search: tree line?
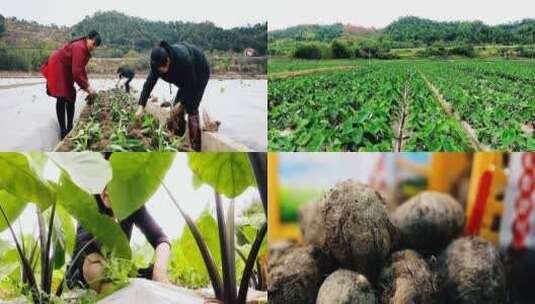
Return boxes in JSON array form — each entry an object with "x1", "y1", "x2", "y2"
[
  {"x1": 270, "y1": 16, "x2": 535, "y2": 48},
  {"x1": 71, "y1": 11, "x2": 267, "y2": 56},
  {"x1": 385, "y1": 16, "x2": 535, "y2": 47}
]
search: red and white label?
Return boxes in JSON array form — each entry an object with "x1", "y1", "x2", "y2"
[{"x1": 500, "y1": 153, "x2": 535, "y2": 250}]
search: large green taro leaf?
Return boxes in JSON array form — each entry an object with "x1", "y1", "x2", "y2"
[
  {"x1": 57, "y1": 172, "x2": 131, "y2": 259},
  {"x1": 188, "y1": 153, "x2": 255, "y2": 199},
  {"x1": 169, "y1": 211, "x2": 221, "y2": 288},
  {"x1": 0, "y1": 190, "x2": 27, "y2": 232},
  {"x1": 49, "y1": 152, "x2": 112, "y2": 194},
  {"x1": 0, "y1": 153, "x2": 55, "y2": 209},
  {"x1": 108, "y1": 152, "x2": 175, "y2": 220}
]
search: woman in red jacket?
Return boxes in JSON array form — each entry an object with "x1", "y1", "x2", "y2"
[{"x1": 41, "y1": 30, "x2": 101, "y2": 139}]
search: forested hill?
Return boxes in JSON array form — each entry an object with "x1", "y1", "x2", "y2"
[
  {"x1": 71, "y1": 11, "x2": 267, "y2": 54},
  {"x1": 385, "y1": 16, "x2": 535, "y2": 46},
  {"x1": 270, "y1": 16, "x2": 535, "y2": 46},
  {"x1": 269, "y1": 23, "x2": 378, "y2": 41}
]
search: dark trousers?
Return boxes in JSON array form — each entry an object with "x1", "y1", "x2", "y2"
[
  {"x1": 125, "y1": 77, "x2": 133, "y2": 93},
  {"x1": 56, "y1": 97, "x2": 75, "y2": 137}
]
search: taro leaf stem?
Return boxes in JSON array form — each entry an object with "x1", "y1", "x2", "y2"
[{"x1": 161, "y1": 182, "x2": 224, "y2": 300}]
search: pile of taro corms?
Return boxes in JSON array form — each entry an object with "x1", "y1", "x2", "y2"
[{"x1": 268, "y1": 180, "x2": 511, "y2": 304}]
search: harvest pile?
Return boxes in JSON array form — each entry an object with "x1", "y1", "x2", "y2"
[
  {"x1": 268, "y1": 60, "x2": 535, "y2": 151},
  {"x1": 268, "y1": 180, "x2": 510, "y2": 304},
  {"x1": 56, "y1": 89, "x2": 187, "y2": 151}
]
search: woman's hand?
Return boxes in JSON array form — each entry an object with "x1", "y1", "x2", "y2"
[
  {"x1": 86, "y1": 86, "x2": 97, "y2": 95},
  {"x1": 152, "y1": 242, "x2": 171, "y2": 284},
  {"x1": 152, "y1": 266, "x2": 170, "y2": 284},
  {"x1": 135, "y1": 105, "x2": 145, "y2": 118}
]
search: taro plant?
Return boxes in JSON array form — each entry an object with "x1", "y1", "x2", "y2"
[
  {"x1": 0, "y1": 152, "x2": 131, "y2": 303},
  {"x1": 107, "y1": 152, "x2": 267, "y2": 303},
  {"x1": 0, "y1": 152, "x2": 267, "y2": 304}
]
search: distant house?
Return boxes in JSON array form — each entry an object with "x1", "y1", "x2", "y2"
[{"x1": 244, "y1": 48, "x2": 256, "y2": 57}]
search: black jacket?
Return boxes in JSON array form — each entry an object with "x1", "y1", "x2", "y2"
[
  {"x1": 118, "y1": 67, "x2": 135, "y2": 79},
  {"x1": 138, "y1": 41, "x2": 210, "y2": 113}
]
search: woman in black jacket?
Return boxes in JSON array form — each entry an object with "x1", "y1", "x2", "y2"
[
  {"x1": 66, "y1": 187, "x2": 171, "y2": 293},
  {"x1": 135, "y1": 41, "x2": 210, "y2": 151},
  {"x1": 116, "y1": 66, "x2": 135, "y2": 93}
]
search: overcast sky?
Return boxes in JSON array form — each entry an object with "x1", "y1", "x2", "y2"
[
  {"x1": 267, "y1": 0, "x2": 535, "y2": 30},
  {"x1": 2, "y1": 0, "x2": 532, "y2": 30},
  {"x1": 0, "y1": 0, "x2": 265, "y2": 28}
]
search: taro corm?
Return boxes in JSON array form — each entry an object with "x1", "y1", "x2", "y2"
[
  {"x1": 316, "y1": 269, "x2": 378, "y2": 304},
  {"x1": 391, "y1": 191, "x2": 464, "y2": 255},
  {"x1": 437, "y1": 236, "x2": 507, "y2": 304},
  {"x1": 379, "y1": 249, "x2": 438, "y2": 304},
  {"x1": 267, "y1": 244, "x2": 335, "y2": 304},
  {"x1": 301, "y1": 180, "x2": 398, "y2": 281}
]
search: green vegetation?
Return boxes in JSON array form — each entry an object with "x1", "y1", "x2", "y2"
[
  {"x1": 268, "y1": 60, "x2": 535, "y2": 151},
  {"x1": 0, "y1": 11, "x2": 267, "y2": 72},
  {"x1": 0, "y1": 14, "x2": 5, "y2": 36},
  {"x1": 279, "y1": 187, "x2": 322, "y2": 222},
  {"x1": 72, "y1": 11, "x2": 267, "y2": 56},
  {"x1": 269, "y1": 17, "x2": 535, "y2": 60},
  {"x1": 57, "y1": 89, "x2": 184, "y2": 152},
  {"x1": 0, "y1": 152, "x2": 267, "y2": 303}
]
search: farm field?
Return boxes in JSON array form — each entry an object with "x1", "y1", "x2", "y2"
[
  {"x1": 268, "y1": 58, "x2": 360, "y2": 75},
  {"x1": 268, "y1": 59, "x2": 535, "y2": 151},
  {"x1": 0, "y1": 78, "x2": 267, "y2": 151}
]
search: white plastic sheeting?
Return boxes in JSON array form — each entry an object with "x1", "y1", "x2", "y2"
[{"x1": 98, "y1": 279, "x2": 205, "y2": 304}]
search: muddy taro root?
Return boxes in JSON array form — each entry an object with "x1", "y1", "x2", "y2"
[
  {"x1": 379, "y1": 250, "x2": 438, "y2": 304},
  {"x1": 437, "y1": 236, "x2": 507, "y2": 304},
  {"x1": 315, "y1": 269, "x2": 377, "y2": 304},
  {"x1": 391, "y1": 191, "x2": 464, "y2": 255},
  {"x1": 306, "y1": 180, "x2": 398, "y2": 281},
  {"x1": 268, "y1": 244, "x2": 334, "y2": 304}
]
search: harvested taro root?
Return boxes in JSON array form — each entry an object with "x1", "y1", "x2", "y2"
[
  {"x1": 316, "y1": 269, "x2": 378, "y2": 304},
  {"x1": 379, "y1": 250, "x2": 438, "y2": 304},
  {"x1": 437, "y1": 236, "x2": 507, "y2": 304},
  {"x1": 268, "y1": 244, "x2": 335, "y2": 304},
  {"x1": 391, "y1": 191, "x2": 464, "y2": 255},
  {"x1": 303, "y1": 180, "x2": 398, "y2": 281}
]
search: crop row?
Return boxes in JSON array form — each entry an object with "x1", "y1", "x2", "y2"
[
  {"x1": 419, "y1": 62, "x2": 535, "y2": 150},
  {"x1": 57, "y1": 89, "x2": 185, "y2": 151},
  {"x1": 268, "y1": 63, "x2": 475, "y2": 151}
]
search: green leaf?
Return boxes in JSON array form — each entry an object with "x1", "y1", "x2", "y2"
[
  {"x1": 0, "y1": 247, "x2": 19, "y2": 278},
  {"x1": 169, "y1": 211, "x2": 222, "y2": 288},
  {"x1": 188, "y1": 153, "x2": 255, "y2": 198},
  {"x1": 192, "y1": 173, "x2": 203, "y2": 190},
  {"x1": 57, "y1": 172, "x2": 131, "y2": 259},
  {"x1": 0, "y1": 153, "x2": 55, "y2": 209},
  {"x1": 238, "y1": 225, "x2": 267, "y2": 257},
  {"x1": 49, "y1": 152, "x2": 112, "y2": 194},
  {"x1": 0, "y1": 190, "x2": 27, "y2": 232},
  {"x1": 108, "y1": 152, "x2": 175, "y2": 220},
  {"x1": 55, "y1": 205, "x2": 75, "y2": 256},
  {"x1": 27, "y1": 152, "x2": 49, "y2": 177}
]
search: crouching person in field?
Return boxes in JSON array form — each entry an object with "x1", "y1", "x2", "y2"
[
  {"x1": 66, "y1": 186, "x2": 171, "y2": 293},
  {"x1": 135, "y1": 41, "x2": 210, "y2": 151},
  {"x1": 116, "y1": 66, "x2": 135, "y2": 93}
]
